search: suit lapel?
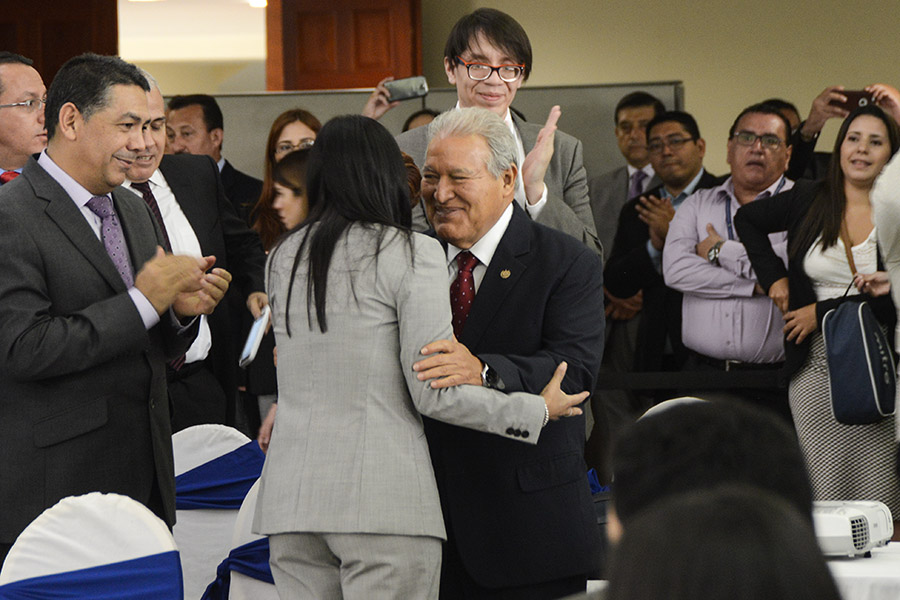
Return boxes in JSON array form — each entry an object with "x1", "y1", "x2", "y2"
[
  {"x1": 159, "y1": 156, "x2": 211, "y2": 250},
  {"x1": 460, "y1": 204, "x2": 533, "y2": 349},
  {"x1": 27, "y1": 160, "x2": 129, "y2": 293},
  {"x1": 512, "y1": 112, "x2": 536, "y2": 151}
]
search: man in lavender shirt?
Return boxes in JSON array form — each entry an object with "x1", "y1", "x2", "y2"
[{"x1": 662, "y1": 103, "x2": 794, "y2": 420}]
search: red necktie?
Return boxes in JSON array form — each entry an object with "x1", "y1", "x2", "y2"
[
  {"x1": 0, "y1": 171, "x2": 19, "y2": 184},
  {"x1": 131, "y1": 181, "x2": 172, "y2": 252},
  {"x1": 450, "y1": 251, "x2": 479, "y2": 337}
]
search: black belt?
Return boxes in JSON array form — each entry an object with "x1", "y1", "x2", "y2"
[{"x1": 691, "y1": 351, "x2": 783, "y2": 372}]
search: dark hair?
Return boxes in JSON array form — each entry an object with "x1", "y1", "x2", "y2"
[
  {"x1": 272, "y1": 115, "x2": 412, "y2": 334},
  {"x1": 614, "y1": 92, "x2": 665, "y2": 125},
  {"x1": 401, "y1": 151, "x2": 421, "y2": 207},
  {"x1": 251, "y1": 108, "x2": 323, "y2": 250},
  {"x1": 402, "y1": 108, "x2": 440, "y2": 132},
  {"x1": 273, "y1": 148, "x2": 310, "y2": 194},
  {"x1": 444, "y1": 8, "x2": 533, "y2": 81},
  {"x1": 0, "y1": 52, "x2": 34, "y2": 97},
  {"x1": 728, "y1": 102, "x2": 793, "y2": 145},
  {"x1": 607, "y1": 485, "x2": 841, "y2": 600},
  {"x1": 611, "y1": 400, "x2": 813, "y2": 528},
  {"x1": 646, "y1": 110, "x2": 701, "y2": 141},
  {"x1": 761, "y1": 98, "x2": 801, "y2": 123},
  {"x1": 790, "y1": 104, "x2": 900, "y2": 259},
  {"x1": 166, "y1": 94, "x2": 224, "y2": 131},
  {"x1": 45, "y1": 53, "x2": 149, "y2": 140}
]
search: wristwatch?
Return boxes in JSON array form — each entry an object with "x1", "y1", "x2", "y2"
[
  {"x1": 480, "y1": 362, "x2": 500, "y2": 389},
  {"x1": 707, "y1": 240, "x2": 725, "y2": 266}
]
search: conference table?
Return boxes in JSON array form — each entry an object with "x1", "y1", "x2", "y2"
[{"x1": 827, "y1": 543, "x2": 900, "y2": 600}]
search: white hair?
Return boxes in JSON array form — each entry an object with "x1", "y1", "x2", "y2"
[{"x1": 426, "y1": 107, "x2": 518, "y2": 178}]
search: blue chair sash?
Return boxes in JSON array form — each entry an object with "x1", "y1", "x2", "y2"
[
  {"x1": 0, "y1": 551, "x2": 182, "y2": 599},
  {"x1": 200, "y1": 538, "x2": 273, "y2": 600},
  {"x1": 175, "y1": 440, "x2": 265, "y2": 510}
]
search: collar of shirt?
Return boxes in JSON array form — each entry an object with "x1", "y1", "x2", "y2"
[
  {"x1": 721, "y1": 173, "x2": 791, "y2": 204},
  {"x1": 216, "y1": 157, "x2": 225, "y2": 172},
  {"x1": 445, "y1": 203, "x2": 514, "y2": 291},
  {"x1": 660, "y1": 167, "x2": 706, "y2": 210},
  {"x1": 37, "y1": 150, "x2": 105, "y2": 211},
  {"x1": 626, "y1": 163, "x2": 655, "y2": 186}
]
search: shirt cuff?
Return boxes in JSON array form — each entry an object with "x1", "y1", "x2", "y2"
[
  {"x1": 524, "y1": 183, "x2": 548, "y2": 220},
  {"x1": 646, "y1": 239, "x2": 663, "y2": 273},
  {"x1": 129, "y1": 287, "x2": 160, "y2": 330}
]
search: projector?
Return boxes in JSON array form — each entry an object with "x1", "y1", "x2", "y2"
[{"x1": 813, "y1": 500, "x2": 893, "y2": 557}]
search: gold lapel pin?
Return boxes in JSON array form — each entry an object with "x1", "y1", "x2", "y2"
[{"x1": 500, "y1": 269, "x2": 511, "y2": 279}]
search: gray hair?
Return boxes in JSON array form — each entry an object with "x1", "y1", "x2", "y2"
[
  {"x1": 426, "y1": 107, "x2": 518, "y2": 178},
  {"x1": 138, "y1": 68, "x2": 162, "y2": 96}
]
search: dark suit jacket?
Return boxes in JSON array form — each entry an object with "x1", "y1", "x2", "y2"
[
  {"x1": 735, "y1": 179, "x2": 896, "y2": 379},
  {"x1": 220, "y1": 159, "x2": 263, "y2": 225},
  {"x1": 0, "y1": 157, "x2": 197, "y2": 544},
  {"x1": 588, "y1": 165, "x2": 662, "y2": 265},
  {"x1": 157, "y1": 155, "x2": 266, "y2": 408},
  {"x1": 604, "y1": 170, "x2": 720, "y2": 371},
  {"x1": 424, "y1": 203, "x2": 605, "y2": 588}
]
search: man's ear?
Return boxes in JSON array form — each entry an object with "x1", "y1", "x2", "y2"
[
  {"x1": 209, "y1": 127, "x2": 224, "y2": 150},
  {"x1": 57, "y1": 102, "x2": 81, "y2": 142},
  {"x1": 444, "y1": 56, "x2": 457, "y2": 86},
  {"x1": 503, "y1": 164, "x2": 517, "y2": 194}
]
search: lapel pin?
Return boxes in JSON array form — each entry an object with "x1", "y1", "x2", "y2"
[{"x1": 500, "y1": 269, "x2": 511, "y2": 279}]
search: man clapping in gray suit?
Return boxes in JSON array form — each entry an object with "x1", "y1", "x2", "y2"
[
  {"x1": 396, "y1": 8, "x2": 601, "y2": 257},
  {"x1": 0, "y1": 54, "x2": 229, "y2": 567}
]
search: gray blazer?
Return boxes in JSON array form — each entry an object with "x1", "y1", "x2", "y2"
[
  {"x1": 253, "y1": 226, "x2": 546, "y2": 540},
  {"x1": 397, "y1": 112, "x2": 603, "y2": 257},
  {"x1": 588, "y1": 165, "x2": 662, "y2": 265},
  {"x1": 0, "y1": 158, "x2": 195, "y2": 544}
]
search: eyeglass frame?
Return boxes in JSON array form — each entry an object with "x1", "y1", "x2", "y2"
[
  {"x1": 455, "y1": 56, "x2": 525, "y2": 83},
  {"x1": 274, "y1": 138, "x2": 315, "y2": 156},
  {"x1": 731, "y1": 131, "x2": 785, "y2": 149},
  {"x1": 0, "y1": 97, "x2": 46, "y2": 113},
  {"x1": 647, "y1": 135, "x2": 697, "y2": 154}
]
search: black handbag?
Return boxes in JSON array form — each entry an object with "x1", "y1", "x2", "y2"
[{"x1": 821, "y1": 227, "x2": 896, "y2": 425}]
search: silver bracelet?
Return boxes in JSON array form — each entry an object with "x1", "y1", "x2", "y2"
[{"x1": 542, "y1": 402, "x2": 550, "y2": 428}]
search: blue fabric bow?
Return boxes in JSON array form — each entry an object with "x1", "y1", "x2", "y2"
[
  {"x1": 175, "y1": 441, "x2": 265, "y2": 510},
  {"x1": 200, "y1": 538, "x2": 274, "y2": 600}
]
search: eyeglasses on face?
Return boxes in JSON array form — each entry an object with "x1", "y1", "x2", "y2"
[
  {"x1": 455, "y1": 56, "x2": 524, "y2": 82},
  {"x1": 275, "y1": 138, "x2": 315, "y2": 156},
  {"x1": 0, "y1": 97, "x2": 46, "y2": 113},
  {"x1": 732, "y1": 131, "x2": 784, "y2": 149},
  {"x1": 647, "y1": 136, "x2": 696, "y2": 154}
]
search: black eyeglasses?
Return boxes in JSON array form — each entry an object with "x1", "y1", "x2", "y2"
[
  {"x1": 0, "y1": 97, "x2": 45, "y2": 113},
  {"x1": 455, "y1": 57, "x2": 524, "y2": 82},
  {"x1": 647, "y1": 136, "x2": 696, "y2": 154},
  {"x1": 732, "y1": 132, "x2": 784, "y2": 149}
]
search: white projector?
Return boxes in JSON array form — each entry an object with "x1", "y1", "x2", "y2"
[{"x1": 813, "y1": 500, "x2": 893, "y2": 557}]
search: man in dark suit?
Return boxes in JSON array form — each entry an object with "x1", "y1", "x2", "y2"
[
  {"x1": 395, "y1": 8, "x2": 601, "y2": 258},
  {"x1": 0, "y1": 52, "x2": 46, "y2": 183},
  {"x1": 413, "y1": 107, "x2": 605, "y2": 598},
  {"x1": 0, "y1": 54, "x2": 229, "y2": 566},
  {"x1": 125, "y1": 77, "x2": 267, "y2": 432},
  {"x1": 605, "y1": 110, "x2": 718, "y2": 386},
  {"x1": 165, "y1": 93, "x2": 262, "y2": 223}
]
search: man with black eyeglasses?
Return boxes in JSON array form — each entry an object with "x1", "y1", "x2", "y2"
[
  {"x1": 395, "y1": 8, "x2": 602, "y2": 258},
  {"x1": 0, "y1": 52, "x2": 46, "y2": 184},
  {"x1": 662, "y1": 103, "x2": 794, "y2": 421}
]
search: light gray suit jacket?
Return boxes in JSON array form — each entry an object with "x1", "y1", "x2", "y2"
[
  {"x1": 397, "y1": 112, "x2": 603, "y2": 258},
  {"x1": 588, "y1": 165, "x2": 661, "y2": 265},
  {"x1": 253, "y1": 226, "x2": 546, "y2": 540}
]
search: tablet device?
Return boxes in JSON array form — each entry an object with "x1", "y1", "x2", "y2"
[{"x1": 239, "y1": 305, "x2": 271, "y2": 368}]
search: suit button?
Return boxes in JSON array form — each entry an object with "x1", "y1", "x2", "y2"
[
  {"x1": 514, "y1": 429, "x2": 522, "y2": 436},
  {"x1": 522, "y1": 430, "x2": 529, "y2": 438},
  {"x1": 506, "y1": 427, "x2": 515, "y2": 435}
]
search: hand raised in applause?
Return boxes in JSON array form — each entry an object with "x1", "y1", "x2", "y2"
[
  {"x1": 135, "y1": 247, "x2": 211, "y2": 315},
  {"x1": 413, "y1": 335, "x2": 483, "y2": 388},
  {"x1": 541, "y1": 361, "x2": 589, "y2": 420},
  {"x1": 521, "y1": 105, "x2": 561, "y2": 205},
  {"x1": 636, "y1": 194, "x2": 675, "y2": 250},
  {"x1": 174, "y1": 266, "x2": 232, "y2": 317}
]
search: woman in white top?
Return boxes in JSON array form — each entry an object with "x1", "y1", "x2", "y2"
[{"x1": 735, "y1": 104, "x2": 900, "y2": 531}]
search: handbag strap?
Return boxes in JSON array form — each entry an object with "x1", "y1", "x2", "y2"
[{"x1": 839, "y1": 223, "x2": 858, "y2": 298}]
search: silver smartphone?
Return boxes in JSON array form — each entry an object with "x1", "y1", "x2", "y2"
[{"x1": 384, "y1": 76, "x2": 429, "y2": 102}]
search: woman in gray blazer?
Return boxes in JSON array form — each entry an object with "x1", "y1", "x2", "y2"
[{"x1": 253, "y1": 115, "x2": 587, "y2": 599}]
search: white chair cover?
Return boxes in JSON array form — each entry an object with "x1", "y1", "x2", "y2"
[
  {"x1": 0, "y1": 492, "x2": 179, "y2": 595},
  {"x1": 228, "y1": 480, "x2": 278, "y2": 599},
  {"x1": 173, "y1": 424, "x2": 252, "y2": 600}
]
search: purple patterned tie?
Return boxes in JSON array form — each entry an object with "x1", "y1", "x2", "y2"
[
  {"x1": 86, "y1": 195, "x2": 134, "y2": 287},
  {"x1": 131, "y1": 181, "x2": 172, "y2": 252},
  {"x1": 629, "y1": 169, "x2": 647, "y2": 200},
  {"x1": 450, "y1": 251, "x2": 479, "y2": 338}
]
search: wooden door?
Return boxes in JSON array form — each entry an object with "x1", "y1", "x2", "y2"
[{"x1": 267, "y1": 0, "x2": 421, "y2": 91}]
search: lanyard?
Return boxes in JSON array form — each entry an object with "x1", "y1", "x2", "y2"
[{"x1": 724, "y1": 176, "x2": 787, "y2": 240}]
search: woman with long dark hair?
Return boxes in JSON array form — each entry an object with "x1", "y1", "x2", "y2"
[
  {"x1": 735, "y1": 104, "x2": 900, "y2": 528},
  {"x1": 252, "y1": 115, "x2": 586, "y2": 599}
]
